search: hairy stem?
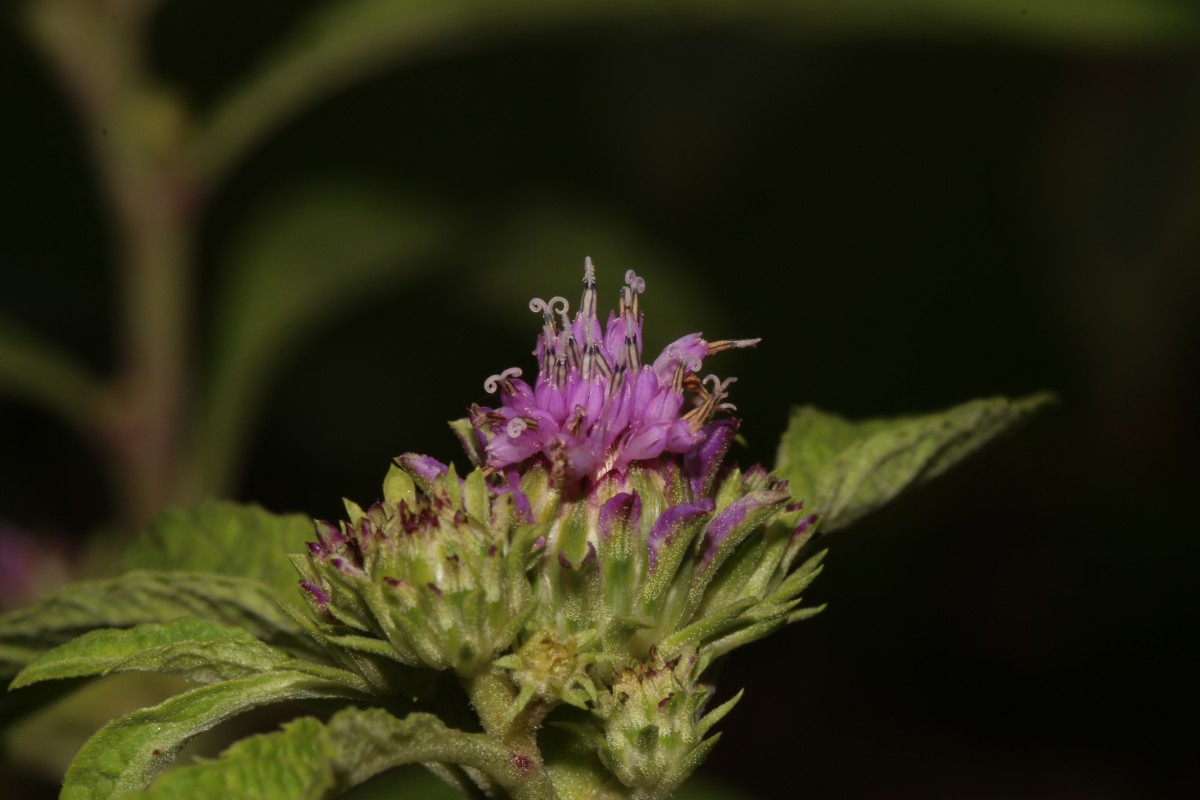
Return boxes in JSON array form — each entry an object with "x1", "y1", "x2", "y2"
[{"x1": 463, "y1": 667, "x2": 561, "y2": 800}]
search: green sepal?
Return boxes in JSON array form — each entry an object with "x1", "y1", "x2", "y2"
[
  {"x1": 461, "y1": 467, "x2": 490, "y2": 525},
  {"x1": 449, "y1": 417, "x2": 486, "y2": 468},
  {"x1": 442, "y1": 463, "x2": 463, "y2": 511},
  {"x1": 382, "y1": 463, "x2": 416, "y2": 509},
  {"x1": 682, "y1": 490, "x2": 789, "y2": 623},
  {"x1": 342, "y1": 498, "x2": 367, "y2": 527},
  {"x1": 696, "y1": 688, "x2": 743, "y2": 738},
  {"x1": 711, "y1": 466, "x2": 743, "y2": 513},
  {"x1": 762, "y1": 549, "x2": 827, "y2": 608},
  {"x1": 656, "y1": 597, "x2": 759, "y2": 659},
  {"x1": 693, "y1": 521, "x2": 791, "y2": 617},
  {"x1": 637, "y1": 505, "x2": 713, "y2": 621}
]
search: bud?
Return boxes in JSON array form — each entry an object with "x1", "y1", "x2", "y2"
[
  {"x1": 594, "y1": 647, "x2": 741, "y2": 800},
  {"x1": 295, "y1": 458, "x2": 535, "y2": 678}
]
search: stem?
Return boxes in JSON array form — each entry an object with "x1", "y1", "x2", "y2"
[
  {"x1": 463, "y1": 668, "x2": 561, "y2": 800},
  {"x1": 26, "y1": 0, "x2": 200, "y2": 529}
]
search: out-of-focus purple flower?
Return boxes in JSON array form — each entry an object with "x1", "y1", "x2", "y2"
[{"x1": 471, "y1": 260, "x2": 759, "y2": 486}]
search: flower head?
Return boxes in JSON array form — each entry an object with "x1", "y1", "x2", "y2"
[
  {"x1": 471, "y1": 259, "x2": 759, "y2": 487},
  {"x1": 295, "y1": 260, "x2": 824, "y2": 796}
]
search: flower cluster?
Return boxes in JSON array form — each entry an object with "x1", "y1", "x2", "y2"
[
  {"x1": 297, "y1": 261, "x2": 823, "y2": 798},
  {"x1": 469, "y1": 258, "x2": 759, "y2": 487}
]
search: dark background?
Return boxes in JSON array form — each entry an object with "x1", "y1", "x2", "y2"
[{"x1": 3, "y1": 2, "x2": 1199, "y2": 797}]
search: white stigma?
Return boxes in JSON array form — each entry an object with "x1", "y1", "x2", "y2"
[
  {"x1": 506, "y1": 417, "x2": 528, "y2": 438},
  {"x1": 624, "y1": 269, "x2": 646, "y2": 294},
  {"x1": 484, "y1": 367, "x2": 523, "y2": 394}
]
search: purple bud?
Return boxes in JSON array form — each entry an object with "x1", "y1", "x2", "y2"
[
  {"x1": 792, "y1": 513, "x2": 818, "y2": 539},
  {"x1": 599, "y1": 492, "x2": 641, "y2": 541},
  {"x1": 313, "y1": 519, "x2": 343, "y2": 550},
  {"x1": 700, "y1": 490, "x2": 789, "y2": 566},
  {"x1": 684, "y1": 418, "x2": 740, "y2": 500},
  {"x1": 299, "y1": 580, "x2": 330, "y2": 607},
  {"x1": 330, "y1": 557, "x2": 359, "y2": 575},
  {"x1": 397, "y1": 453, "x2": 449, "y2": 483},
  {"x1": 647, "y1": 499, "x2": 715, "y2": 571}
]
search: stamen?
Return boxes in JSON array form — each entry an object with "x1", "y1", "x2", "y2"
[
  {"x1": 608, "y1": 361, "x2": 627, "y2": 396},
  {"x1": 624, "y1": 333, "x2": 640, "y2": 372},
  {"x1": 591, "y1": 342, "x2": 612, "y2": 380},
  {"x1": 624, "y1": 269, "x2": 645, "y2": 318},
  {"x1": 528, "y1": 296, "x2": 569, "y2": 318},
  {"x1": 624, "y1": 269, "x2": 645, "y2": 294},
  {"x1": 506, "y1": 418, "x2": 528, "y2": 438},
  {"x1": 484, "y1": 367, "x2": 523, "y2": 394},
  {"x1": 580, "y1": 258, "x2": 598, "y2": 323},
  {"x1": 706, "y1": 337, "x2": 761, "y2": 354},
  {"x1": 530, "y1": 297, "x2": 570, "y2": 375},
  {"x1": 684, "y1": 375, "x2": 737, "y2": 424},
  {"x1": 581, "y1": 339, "x2": 594, "y2": 379},
  {"x1": 554, "y1": 353, "x2": 568, "y2": 388}
]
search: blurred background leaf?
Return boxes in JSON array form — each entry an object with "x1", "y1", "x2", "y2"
[{"x1": 183, "y1": 183, "x2": 451, "y2": 500}]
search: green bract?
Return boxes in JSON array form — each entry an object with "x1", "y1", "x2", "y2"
[{"x1": 295, "y1": 461, "x2": 533, "y2": 678}]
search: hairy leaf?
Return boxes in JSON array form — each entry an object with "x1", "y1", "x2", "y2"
[
  {"x1": 60, "y1": 671, "x2": 364, "y2": 800},
  {"x1": 124, "y1": 707, "x2": 517, "y2": 800},
  {"x1": 123, "y1": 501, "x2": 314, "y2": 603},
  {"x1": 0, "y1": 571, "x2": 312, "y2": 677},
  {"x1": 11, "y1": 619, "x2": 298, "y2": 689},
  {"x1": 775, "y1": 393, "x2": 1054, "y2": 531},
  {"x1": 124, "y1": 716, "x2": 337, "y2": 800}
]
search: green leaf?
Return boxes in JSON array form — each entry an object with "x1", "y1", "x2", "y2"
[
  {"x1": 775, "y1": 393, "x2": 1055, "y2": 531},
  {"x1": 181, "y1": 183, "x2": 450, "y2": 500},
  {"x1": 11, "y1": 619, "x2": 296, "y2": 689},
  {"x1": 123, "y1": 501, "x2": 314, "y2": 603},
  {"x1": 126, "y1": 707, "x2": 524, "y2": 800},
  {"x1": 61, "y1": 671, "x2": 364, "y2": 800},
  {"x1": 125, "y1": 716, "x2": 336, "y2": 800},
  {"x1": 0, "y1": 571, "x2": 312, "y2": 677}
]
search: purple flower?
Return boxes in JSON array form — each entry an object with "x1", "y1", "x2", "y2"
[{"x1": 471, "y1": 259, "x2": 759, "y2": 486}]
